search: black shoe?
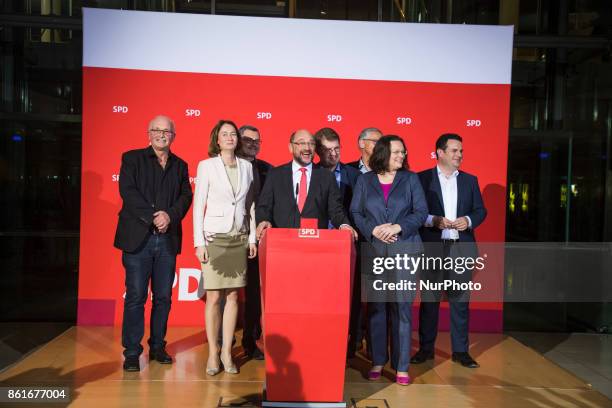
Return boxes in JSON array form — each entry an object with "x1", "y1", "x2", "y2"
[
  {"x1": 123, "y1": 357, "x2": 140, "y2": 372},
  {"x1": 244, "y1": 345, "x2": 265, "y2": 360},
  {"x1": 347, "y1": 340, "x2": 362, "y2": 359},
  {"x1": 149, "y1": 348, "x2": 173, "y2": 364},
  {"x1": 410, "y1": 349, "x2": 434, "y2": 364},
  {"x1": 452, "y1": 352, "x2": 480, "y2": 368}
]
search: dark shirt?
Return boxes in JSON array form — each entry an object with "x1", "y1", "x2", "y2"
[
  {"x1": 346, "y1": 159, "x2": 362, "y2": 172},
  {"x1": 152, "y1": 153, "x2": 176, "y2": 216}
]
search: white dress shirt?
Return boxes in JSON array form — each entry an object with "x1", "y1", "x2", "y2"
[
  {"x1": 358, "y1": 158, "x2": 370, "y2": 174},
  {"x1": 291, "y1": 161, "x2": 312, "y2": 201},
  {"x1": 425, "y1": 165, "x2": 471, "y2": 239}
]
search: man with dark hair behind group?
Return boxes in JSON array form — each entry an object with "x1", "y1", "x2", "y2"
[
  {"x1": 236, "y1": 124, "x2": 272, "y2": 360},
  {"x1": 313, "y1": 127, "x2": 362, "y2": 359},
  {"x1": 313, "y1": 127, "x2": 360, "y2": 222}
]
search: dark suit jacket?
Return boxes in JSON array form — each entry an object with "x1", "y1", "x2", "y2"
[
  {"x1": 256, "y1": 162, "x2": 350, "y2": 229},
  {"x1": 346, "y1": 160, "x2": 361, "y2": 172},
  {"x1": 418, "y1": 167, "x2": 487, "y2": 247},
  {"x1": 350, "y1": 170, "x2": 428, "y2": 254},
  {"x1": 114, "y1": 147, "x2": 193, "y2": 254},
  {"x1": 251, "y1": 158, "x2": 273, "y2": 201},
  {"x1": 338, "y1": 163, "x2": 361, "y2": 217}
]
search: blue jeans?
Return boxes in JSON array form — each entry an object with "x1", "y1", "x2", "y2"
[{"x1": 122, "y1": 234, "x2": 176, "y2": 358}]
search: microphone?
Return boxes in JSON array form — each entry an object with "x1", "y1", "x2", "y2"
[{"x1": 295, "y1": 182, "x2": 299, "y2": 198}]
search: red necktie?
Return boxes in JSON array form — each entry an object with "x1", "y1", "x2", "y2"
[{"x1": 297, "y1": 167, "x2": 308, "y2": 213}]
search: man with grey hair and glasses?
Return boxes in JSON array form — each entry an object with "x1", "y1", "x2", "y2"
[
  {"x1": 347, "y1": 127, "x2": 382, "y2": 174},
  {"x1": 346, "y1": 127, "x2": 382, "y2": 358},
  {"x1": 114, "y1": 115, "x2": 193, "y2": 371}
]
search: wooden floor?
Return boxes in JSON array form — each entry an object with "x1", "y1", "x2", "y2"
[{"x1": 0, "y1": 327, "x2": 609, "y2": 407}]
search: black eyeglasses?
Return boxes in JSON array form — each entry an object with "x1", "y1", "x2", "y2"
[
  {"x1": 321, "y1": 146, "x2": 341, "y2": 154},
  {"x1": 292, "y1": 141, "x2": 316, "y2": 148},
  {"x1": 242, "y1": 137, "x2": 261, "y2": 145},
  {"x1": 149, "y1": 129, "x2": 174, "y2": 137}
]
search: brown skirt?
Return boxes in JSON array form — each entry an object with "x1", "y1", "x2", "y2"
[{"x1": 201, "y1": 233, "x2": 248, "y2": 290}]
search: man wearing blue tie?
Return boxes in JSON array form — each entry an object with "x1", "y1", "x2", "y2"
[
  {"x1": 411, "y1": 133, "x2": 487, "y2": 368},
  {"x1": 313, "y1": 128, "x2": 362, "y2": 359},
  {"x1": 313, "y1": 128, "x2": 361, "y2": 226}
]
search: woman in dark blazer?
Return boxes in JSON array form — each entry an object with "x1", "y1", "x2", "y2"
[{"x1": 350, "y1": 135, "x2": 428, "y2": 385}]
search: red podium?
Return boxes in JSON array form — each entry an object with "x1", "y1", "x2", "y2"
[{"x1": 259, "y1": 228, "x2": 354, "y2": 408}]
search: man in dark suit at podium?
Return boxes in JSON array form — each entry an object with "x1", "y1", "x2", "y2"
[
  {"x1": 255, "y1": 129, "x2": 357, "y2": 239},
  {"x1": 411, "y1": 133, "x2": 487, "y2": 368}
]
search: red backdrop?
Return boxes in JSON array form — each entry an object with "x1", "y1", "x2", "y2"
[{"x1": 78, "y1": 67, "x2": 509, "y2": 328}]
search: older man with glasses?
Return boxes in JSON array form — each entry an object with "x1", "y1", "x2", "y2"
[
  {"x1": 347, "y1": 127, "x2": 382, "y2": 174},
  {"x1": 345, "y1": 127, "x2": 382, "y2": 360},
  {"x1": 114, "y1": 115, "x2": 193, "y2": 372}
]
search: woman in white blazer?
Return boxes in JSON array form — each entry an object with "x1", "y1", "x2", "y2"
[{"x1": 193, "y1": 120, "x2": 256, "y2": 375}]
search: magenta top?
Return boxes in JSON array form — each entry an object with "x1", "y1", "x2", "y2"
[{"x1": 380, "y1": 182, "x2": 392, "y2": 203}]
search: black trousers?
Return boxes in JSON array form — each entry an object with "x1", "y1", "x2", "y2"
[
  {"x1": 242, "y1": 256, "x2": 262, "y2": 350},
  {"x1": 418, "y1": 241, "x2": 472, "y2": 353},
  {"x1": 348, "y1": 254, "x2": 366, "y2": 356}
]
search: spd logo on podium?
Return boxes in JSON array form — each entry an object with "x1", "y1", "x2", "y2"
[{"x1": 298, "y1": 228, "x2": 320, "y2": 238}]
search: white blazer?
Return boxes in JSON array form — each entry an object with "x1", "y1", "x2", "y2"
[{"x1": 193, "y1": 156, "x2": 256, "y2": 247}]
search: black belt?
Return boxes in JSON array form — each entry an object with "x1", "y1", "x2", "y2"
[{"x1": 441, "y1": 239, "x2": 459, "y2": 244}]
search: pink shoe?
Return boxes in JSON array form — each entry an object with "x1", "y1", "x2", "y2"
[
  {"x1": 368, "y1": 368, "x2": 382, "y2": 381},
  {"x1": 396, "y1": 374, "x2": 411, "y2": 386}
]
